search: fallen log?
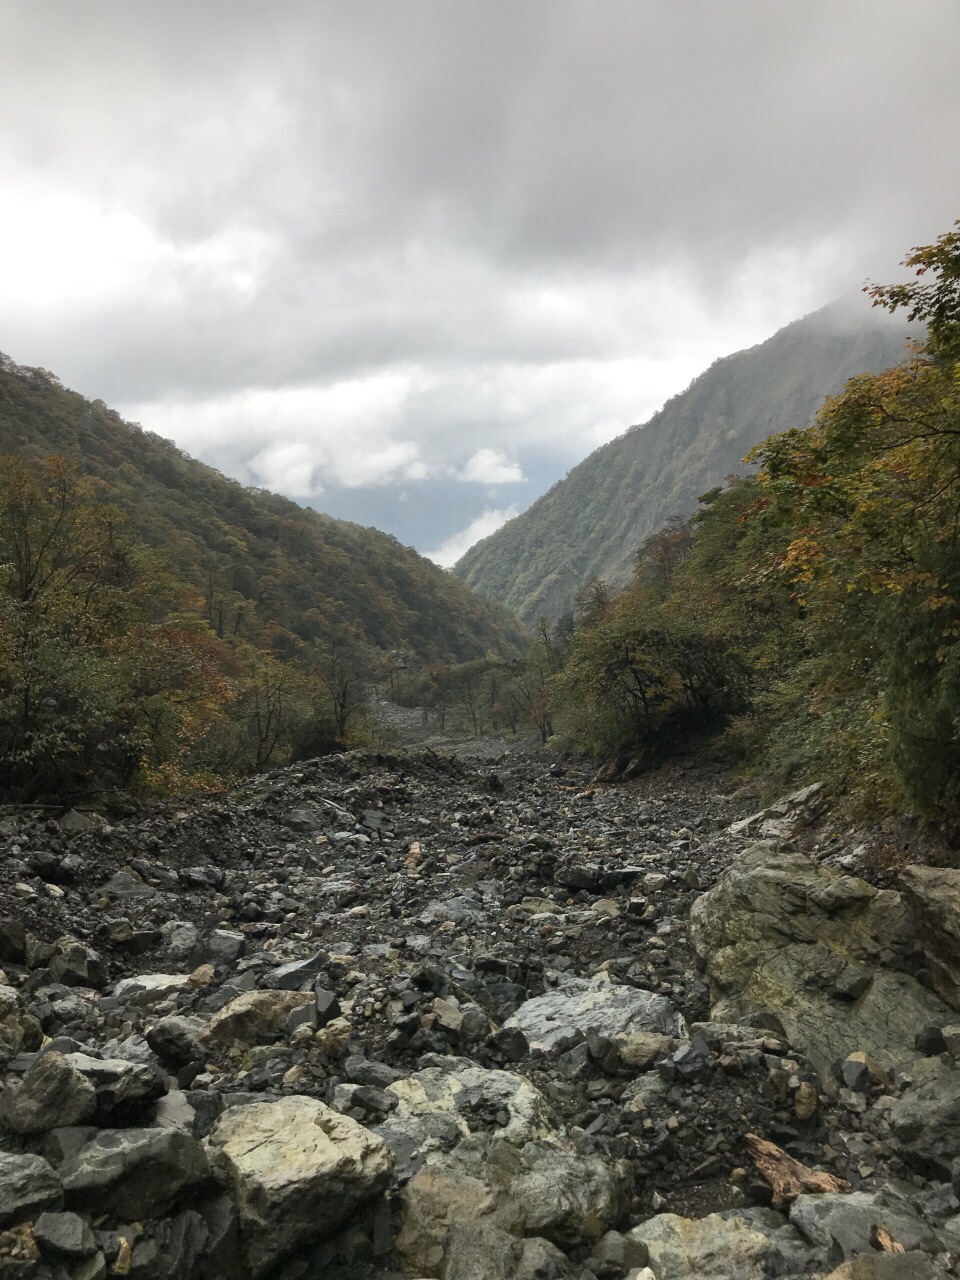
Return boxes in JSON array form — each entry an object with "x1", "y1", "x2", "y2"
[{"x1": 745, "y1": 1133, "x2": 852, "y2": 1209}]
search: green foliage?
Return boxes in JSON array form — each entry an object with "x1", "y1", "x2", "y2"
[
  {"x1": 0, "y1": 352, "x2": 527, "y2": 664},
  {"x1": 0, "y1": 455, "x2": 235, "y2": 800},
  {"x1": 552, "y1": 222, "x2": 960, "y2": 838},
  {"x1": 0, "y1": 354, "x2": 526, "y2": 800}
]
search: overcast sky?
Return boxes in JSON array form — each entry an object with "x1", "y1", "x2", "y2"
[{"x1": 2, "y1": 2, "x2": 959, "y2": 564}]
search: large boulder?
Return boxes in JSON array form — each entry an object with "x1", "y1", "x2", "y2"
[
  {"x1": 199, "y1": 989, "x2": 313, "y2": 1047},
  {"x1": 113, "y1": 973, "x2": 193, "y2": 1009},
  {"x1": 887, "y1": 1058, "x2": 960, "y2": 1178},
  {"x1": 1, "y1": 1050, "x2": 97, "y2": 1134},
  {"x1": 0, "y1": 985, "x2": 42, "y2": 1062},
  {"x1": 688, "y1": 842, "x2": 952, "y2": 1083},
  {"x1": 728, "y1": 783, "x2": 825, "y2": 841},
  {"x1": 790, "y1": 1189, "x2": 947, "y2": 1257},
  {"x1": 205, "y1": 1095, "x2": 394, "y2": 1278},
  {"x1": 440, "y1": 1220, "x2": 579, "y2": 1280},
  {"x1": 627, "y1": 1209, "x2": 813, "y2": 1280},
  {"x1": 394, "y1": 1130, "x2": 630, "y2": 1275},
  {"x1": 0, "y1": 1153, "x2": 62, "y2": 1226},
  {"x1": 60, "y1": 1128, "x2": 211, "y2": 1218},
  {"x1": 395, "y1": 1165, "x2": 526, "y2": 1277},
  {"x1": 450, "y1": 1136, "x2": 631, "y2": 1251},
  {"x1": 504, "y1": 976, "x2": 683, "y2": 1052},
  {"x1": 383, "y1": 1058, "x2": 556, "y2": 1156},
  {"x1": 899, "y1": 865, "x2": 960, "y2": 1010}
]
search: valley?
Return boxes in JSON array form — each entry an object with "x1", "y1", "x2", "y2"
[{"x1": 2, "y1": 724, "x2": 960, "y2": 1278}]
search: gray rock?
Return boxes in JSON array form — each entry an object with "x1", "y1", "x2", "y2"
[
  {"x1": 129, "y1": 1209, "x2": 210, "y2": 1280},
  {"x1": 452, "y1": 1137, "x2": 631, "y2": 1250},
  {"x1": 728, "y1": 782, "x2": 825, "y2": 840},
  {"x1": 627, "y1": 1210, "x2": 801, "y2": 1280},
  {"x1": 0, "y1": 986, "x2": 42, "y2": 1062},
  {"x1": 1, "y1": 1050, "x2": 97, "y2": 1134},
  {"x1": 514, "y1": 1236, "x2": 579, "y2": 1280},
  {"x1": 205, "y1": 1095, "x2": 394, "y2": 1279},
  {"x1": 395, "y1": 1164, "x2": 526, "y2": 1276},
  {"x1": 145, "y1": 1016, "x2": 204, "y2": 1067},
  {"x1": 153, "y1": 1089, "x2": 198, "y2": 1133},
  {"x1": 441, "y1": 1220, "x2": 523, "y2": 1280},
  {"x1": 899, "y1": 865, "x2": 960, "y2": 1010},
  {"x1": 821, "y1": 1256, "x2": 949, "y2": 1279},
  {"x1": 0, "y1": 1152, "x2": 63, "y2": 1226},
  {"x1": 160, "y1": 920, "x2": 201, "y2": 965},
  {"x1": 268, "y1": 951, "x2": 328, "y2": 990},
  {"x1": 199, "y1": 988, "x2": 313, "y2": 1046},
  {"x1": 62, "y1": 1052, "x2": 166, "y2": 1119},
  {"x1": 587, "y1": 1229, "x2": 650, "y2": 1275},
  {"x1": 790, "y1": 1190, "x2": 945, "y2": 1257},
  {"x1": 504, "y1": 976, "x2": 683, "y2": 1052},
  {"x1": 383, "y1": 1059, "x2": 556, "y2": 1154},
  {"x1": 0, "y1": 918, "x2": 26, "y2": 963},
  {"x1": 60, "y1": 1128, "x2": 211, "y2": 1218},
  {"x1": 32, "y1": 1211, "x2": 97, "y2": 1260},
  {"x1": 888, "y1": 1058, "x2": 960, "y2": 1177},
  {"x1": 204, "y1": 929, "x2": 246, "y2": 967},
  {"x1": 113, "y1": 973, "x2": 193, "y2": 1009},
  {"x1": 689, "y1": 842, "x2": 954, "y2": 1084},
  {"x1": 48, "y1": 939, "x2": 105, "y2": 989}
]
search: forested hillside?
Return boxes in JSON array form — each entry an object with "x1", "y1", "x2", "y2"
[
  {"x1": 0, "y1": 355, "x2": 525, "y2": 663},
  {"x1": 455, "y1": 298, "x2": 914, "y2": 623},
  {"x1": 0, "y1": 357, "x2": 525, "y2": 801}
]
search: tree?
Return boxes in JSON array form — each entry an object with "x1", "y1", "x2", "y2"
[
  {"x1": 745, "y1": 222, "x2": 960, "y2": 827},
  {"x1": 310, "y1": 639, "x2": 372, "y2": 743}
]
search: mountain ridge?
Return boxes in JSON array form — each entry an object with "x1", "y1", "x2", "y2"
[
  {"x1": 454, "y1": 297, "x2": 916, "y2": 622},
  {"x1": 0, "y1": 351, "x2": 526, "y2": 662}
]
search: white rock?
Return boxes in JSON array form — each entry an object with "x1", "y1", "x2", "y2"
[
  {"x1": 205, "y1": 1095, "x2": 393, "y2": 1278},
  {"x1": 113, "y1": 974, "x2": 192, "y2": 1009}
]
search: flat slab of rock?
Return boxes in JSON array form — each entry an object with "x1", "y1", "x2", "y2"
[
  {"x1": 689, "y1": 842, "x2": 953, "y2": 1084},
  {"x1": 205, "y1": 1095, "x2": 393, "y2": 1279},
  {"x1": 504, "y1": 976, "x2": 683, "y2": 1051},
  {"x1": 899, "y1": 865, "x2": 960, "y2": 1010},
  {"x1": 113, "y1": 973, "x2": 193, "y2": 1009},
  {"x1": 790, "y1": 1190, "x2": 945, "y2": 1258},
  {"x1": 60, "y1": 1128, "x2": 210, "y2": 1218},
  {"x1": 0, "y1": 1152, "x2": 62, "y2": 1226}
]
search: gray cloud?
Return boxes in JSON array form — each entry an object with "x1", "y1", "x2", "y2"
[{"x1": 1, "y1": 1, "x2": 958, "y2": 556}]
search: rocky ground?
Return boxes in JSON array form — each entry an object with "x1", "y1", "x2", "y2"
[{"x1": 3, "y1": 731, "x2": 960, "y2": 1279}]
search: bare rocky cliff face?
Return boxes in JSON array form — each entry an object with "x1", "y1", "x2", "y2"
[
  {"x1": 454, "y1": 300, "x2": 915, "y2": 624},
  {"x1": 2, "y1": 745, "x2": 960, "y2": 1279}
]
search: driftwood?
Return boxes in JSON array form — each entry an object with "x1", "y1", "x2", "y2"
[
  {"x1": 745, "y1": 1133, "x2": 852, "y2": 1208},
  {"x1": 870, "y1": 1223, "x2": 905, "y2": 1254}
]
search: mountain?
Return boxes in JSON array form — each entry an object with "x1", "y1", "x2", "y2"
[
  {"x1": 454, "y1": 297, "x2": 916, "y2": 623},
  {"x1": 0, "y1": 353, "x2": 526, "y2": 662}
]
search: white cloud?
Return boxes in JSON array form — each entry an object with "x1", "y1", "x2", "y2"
[
  {"x1": 460, "y1": 448, "x2": 525, "y2": 484},
  {"x1": 2, "y1": 4, "x2": 958, "y2": 561},
  {"x1": 123, "y1": 374, "x2": 435, "y2": 492},
  {"x1": 425, "y1": 507, "x2": 520, "y2": 568}
]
